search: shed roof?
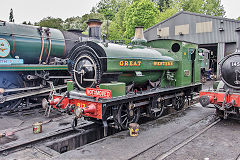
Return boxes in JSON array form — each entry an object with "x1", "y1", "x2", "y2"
[{"x1": 145, "y1": 11, "x2": 240, "y2": 33}]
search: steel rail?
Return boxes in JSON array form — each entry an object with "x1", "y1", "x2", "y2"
[
  {"x1": 127, "y1": 114, "x2": 219, "y2": 160},
  {"x1": 155, "y1": 118, "x2": 221, "y2": 160},
  {"x1": 0, "y1": 120, "x2": 94, "y2": 155},
  {"x1": 236, "y1": 153, "x2": 240, "y2": 160}
]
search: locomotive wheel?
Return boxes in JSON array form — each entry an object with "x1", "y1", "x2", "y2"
[
  {"x1": 70, "y1": 48, "x2": 101, "y2": 90},
  {"x1": 150, "y1": 98, "x2": 165, "y2": 119},
  {"x1": 117, "y1": 103, "x2": 140, "y2": 130},
  {"x1": 0, "y1": 72, "x2": 23, "y2": 112},
  {"x1": 174, "y1": 96, "x2": 186, "y2": 111}
]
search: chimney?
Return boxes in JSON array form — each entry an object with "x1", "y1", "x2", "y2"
[
  {"x1": 131, "y1": 26, "x2": 147, "y2": 45},
  {"x1": 236, "y1": 27, "x2": 240, "y2": 52},
  {"x1": 87, "y1": 19, "x2": 102, "y2": 40}
]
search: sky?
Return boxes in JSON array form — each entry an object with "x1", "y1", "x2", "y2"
[
  {"x1": 1, "y1": 0, "x2": 101, "y2": 23},
  {"x1": 0, "y1": 0, "x2": 239, "y2": 24}
]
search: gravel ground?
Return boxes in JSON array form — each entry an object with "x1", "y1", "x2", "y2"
[
  {"x1": 165, "y1": 119, "x2": 240, "y2": 160},
  {"x1": 2, "y1": 81, "x2": 238, "y2": 160},
  {"x1": 52, "y1": 104, "x2": 217, "y2": 160},
  {"x1": 2, "y1": 103, "x2": 240, "y2": 160}
]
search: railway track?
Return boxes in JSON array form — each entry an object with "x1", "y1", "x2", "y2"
[
  {"x1": 128, "y1": 116, "x2": 220, "y2": 160},
  {"x1": 155, "y1": 118, "x2": 220, "y2": 160},
  {"x1": 0, "y1": 97, "x2": 200, "y2": 159},
  {"x1": 236, "y1": 153, "x2": 240, "y2": 160},
  {"x1": 0, "y1": 117, "x2": 93, "y2": 156}
]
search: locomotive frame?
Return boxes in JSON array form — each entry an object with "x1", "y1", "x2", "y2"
[{"x1": 50, "y1": 82, "x2": 201, "y2": 136}]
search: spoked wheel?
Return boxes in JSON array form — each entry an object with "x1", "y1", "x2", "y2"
[
  {"x1": 0, "y1": 72, "x2": 23, "y2": 113},
  {"x1": 150, "y1": 98, "x2": 165, "y2": 119},
  {"x1": 117, "y1": 103, "x2": 140, "y2": 130},
  {"x1": 174, "y1": 96, "x2": 186, "y2": 111}
]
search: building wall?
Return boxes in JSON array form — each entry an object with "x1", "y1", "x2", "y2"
[
  {"x1": 144, "y1": 12, "x2": 240, "y2": 78},
  {"x1": 144, "y1": 12, "x2": 240, "y2": 45},
  {"x1": 225, "y1": 42, "x2": 236, "y2": 56}
]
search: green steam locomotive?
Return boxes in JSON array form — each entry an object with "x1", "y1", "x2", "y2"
[{"x1": 42, "y1": 20, "x2": 202, "y2": 134}]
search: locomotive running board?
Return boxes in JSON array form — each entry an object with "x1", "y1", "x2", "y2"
[{"x1": 0, "y1": 85, "x2": 66, "y2": 103}]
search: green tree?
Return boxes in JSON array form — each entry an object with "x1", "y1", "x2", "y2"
[
  {"x1": 62, "y1": 13, "x2": 105, "y2": 36},
  {"x1": 203, "y1": 0, "x2": 225, "y2": 16},
  {"x1": 157, "y1": 0, "x2": 225, "y2": 24},
  {"x1": 108, "y1": 0, "x2": 131, "y2": 40},
  {"x1": 95, "y1": 0, "x2": 118, "y2": 20},
  {"x1": 158, "y1": 7, "x2": 178, "y2": 22},
  {"x1": 124, "y1": 0, "x2": 160, "y2": 39},
  {"x1": 181, "y1": 0, "x2": 225, "y2": 16},
  {"x1": 157, "y1": 0, "x2": 184, "y2": 22},
  {"x1": 80, "y1": 13, "x2": 105, "y2": 31},
  {"x1": 238, "y1": 16, "x2": 240, "y2": 21},
  {"x1": 95, "y1": 0, "x2": 131, "y2": 20},
  {"x1": 37, "y1": 17, "x2": 64, "y2": 29},
  {"x1": 9, "y1": 8, "x2": 14, "y2": 22},
  {"x1": 152, "y1": 0, "x2": 170, "y2": 12},
  {"x1": 181, "y1": 0, "x2": 204, "y2": 13},
  {"x1": 63, "y1": 16, "x2": 82, "y2": 30}
]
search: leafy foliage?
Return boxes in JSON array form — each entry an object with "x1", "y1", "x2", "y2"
[
  {"x1": 237, "y1": 16, "x2": 240, "y2": 21},
  {"x1": 32, "y1": 0, "x2": 226, "y2": 41},
  {"x1": 35, "y1": 13, "x2": 104, "y2": 32},
  {"x1": 63, "y1": 16, "x2": 82, "y2": 30},
  {"x1": 36, "y1": 17, "x2": 64, "y2": 29},
  {"x1": 108, "y1": 0, "x2": 130, "y2": 40},
  {"x1": 157, "y1": 0, "x2": 182, "y2": 22},
  {"x1": 123, "y1": 0, "x2": 160, "y2": 39},
  {"x1": 158, "y1": 7, "x2": 178, "y2": 22},
  {"x1": 181, "y1": 0, "x2": 225, "y2": 16},
  {"x1": 63, "y1": 13, "x2": 104, "y2": 31},
  {"x1": 156, "y1": 0, "x2": 226, "y2": 27},
  {"x1": 152, "y1": 0, "x2": 170, "y2": 12},
  {"x1": 94, "y1": 0, "x2": 120, "y2": 20}
]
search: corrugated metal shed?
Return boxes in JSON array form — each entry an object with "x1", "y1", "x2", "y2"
[
  {"x1": 144, "y1": 11, "x2": 240, "y2": 77},
  {"x1": 144, "y1": 11, "x2": 240, "y2": 44}
]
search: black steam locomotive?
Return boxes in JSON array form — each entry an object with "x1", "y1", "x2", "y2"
[{"x1": 199, "y1": 27, "x2": 240, "y2": 119}]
